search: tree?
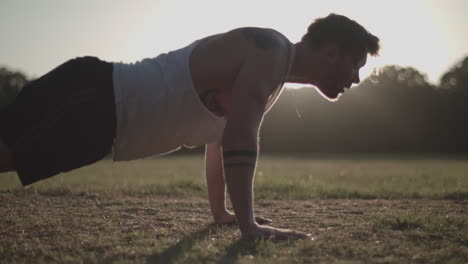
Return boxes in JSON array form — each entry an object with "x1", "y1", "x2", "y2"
[
  {"x1": 440, "y1": 56, "x2": 468, "y2": 92},
  {"x1": 0, "y1": 67, "x2": 29, "y2": 110},
  {"x1": 261, "y1": 63, "x2": 468, "y2": 153}
]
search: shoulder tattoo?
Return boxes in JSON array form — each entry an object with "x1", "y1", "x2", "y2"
[
  {"x1": 241, "y1": 28, "x2": 280, "y2": 50},
  {"x1": 200, "y1": 89, "x2": 224, "y2": 115}
]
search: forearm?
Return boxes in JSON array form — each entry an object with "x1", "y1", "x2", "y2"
[
  {"x1": 205, "y1": 143, "x2": 229, "y2": 219},
  {"x1": 222, "y1": 148, "x2": 258, "y2": 234},
  {"x1": 224, "y1": 164, "x2": 256, "y2": 233},
  {"x1": 206, "y1": 176, "x2": 228, "y2": 216}
]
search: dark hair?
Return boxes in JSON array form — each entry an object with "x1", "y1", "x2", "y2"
[{"x1": 302, "y1": 13, "x2": 380, "y2": 56}]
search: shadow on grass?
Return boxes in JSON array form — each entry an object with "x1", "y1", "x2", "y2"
[
  {"x1": 146, "y1": 225, "x2": 216, "y2": 263},
  {"x1": 220, "y1": 239, "x2": 263, "y2": 264},
  {"x1": 146, "y1": 224, "x2": 282, "y2": 264}
]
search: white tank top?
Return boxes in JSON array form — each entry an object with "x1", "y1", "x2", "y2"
[{"x1": 112, "y1": 31, "x2": 295, "y2": 161}]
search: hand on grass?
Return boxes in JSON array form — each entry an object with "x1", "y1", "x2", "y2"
[
  {"x1": 214, "y1": 211, "x2": 272, "y2": 225},
  {"x1": 243, "y1": 224, "x2": 311, "y2": 240}
]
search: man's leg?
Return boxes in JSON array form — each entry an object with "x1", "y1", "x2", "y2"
[
  {"x1": 0, "y1": 56, "x2": 115, "y2": 185},
  {"x1": 0, "y1": 137, "x2": 14, "y2": 173}
]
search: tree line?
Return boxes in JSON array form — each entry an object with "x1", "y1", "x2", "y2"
[
  {"x1": 0, "y1": 67, "x2": 29, "y2": 110},
  {"x1": 1, "y1": 56, "x2": 468, "y2": 153},
  {"x1": 261, "y1": 56, "x2": 468, "y2": 153}
]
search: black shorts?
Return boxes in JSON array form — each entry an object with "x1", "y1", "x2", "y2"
[{"x1": 0, "y1": 56, "x2": 116, "y2": 186}]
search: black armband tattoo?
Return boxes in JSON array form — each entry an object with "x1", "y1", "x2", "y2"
[
  {"x1": 223, "y1": 150, "x2": 258, "y2": 159},
  {"x1": 224, "y1": 162, "x2": 256, "y2": 169}
]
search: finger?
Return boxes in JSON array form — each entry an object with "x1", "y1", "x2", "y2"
[
  {"x1": 255, "y1": 216, "x2": 272, "y2": 225},
  {"x1": 288, "y1": 231, "x2": 311, "y2": 240},
  {"x1": 274, "y1": 230, "x2": 309, "y2": 240}
]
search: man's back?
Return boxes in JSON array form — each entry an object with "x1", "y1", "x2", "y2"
[
  {"x1": 112, "y1": 27, "x2": 296, "y2": 161},
  {"x1": 112, "y1": 35, "x2": 227, "y2": 161}
]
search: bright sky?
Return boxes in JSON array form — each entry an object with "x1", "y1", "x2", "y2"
[{"x1": 0, "y1": 0, "x2": 467, "y2": 85}]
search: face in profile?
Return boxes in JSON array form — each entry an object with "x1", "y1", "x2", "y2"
[{"x1": 317, "y1": 53, "x2": 367, "y2": 101}]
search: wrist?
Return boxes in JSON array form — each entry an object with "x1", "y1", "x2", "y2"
[
  {"x1": 239, "y1": 221, "x2": 259, "y2": 236},
  {"x1": 212, "y1": 209, "x2": 231, "y2": 219},
  {"x1": 237, "y1": 218, "x2": 258, "y2": 234}
]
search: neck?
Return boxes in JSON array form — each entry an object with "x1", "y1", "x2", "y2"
[{"x1": 285, "y1": 42, "x2": 321, "y2": 85}]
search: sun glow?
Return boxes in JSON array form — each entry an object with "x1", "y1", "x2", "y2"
[{"x1": 0, "y1": 0, "x2": 466, "y2": 84}]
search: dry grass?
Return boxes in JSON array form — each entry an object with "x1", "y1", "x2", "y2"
[
  {"x1": 0, "y1": 192, "x2": 466, "y2": 263},
  {"x1": 0, "y1": 155, "x2": 467, "y2": 263}
]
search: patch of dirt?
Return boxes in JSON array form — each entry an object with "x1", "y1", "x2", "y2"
[
  {"x1": 0, "y1": 192, "x2": 466, "y2": 263},
  {"x1": 1, "y1": 192, "x2": 465, "y2": 237}
]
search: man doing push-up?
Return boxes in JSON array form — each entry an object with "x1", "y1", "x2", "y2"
[{"x1": 0, "y1": 14, "x2": 380, "y2": 239}]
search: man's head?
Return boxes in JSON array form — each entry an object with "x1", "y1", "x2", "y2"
[{"x1": 291, "y1": 14, "x2": 380, "y2": 101}]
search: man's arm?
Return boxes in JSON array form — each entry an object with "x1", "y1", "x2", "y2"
[
  {"x1": 223, "y1": 82, "x2": 306, "y2": 239},
  {"x1": 222, "y1": 29, "x2": 308, "y2": 239},
  {"x1": 205, "y1": 141, "x2": 272, "y2": 224},
  {"x1": 205, "y1": 141, "x2": 231, "y2": 223}
]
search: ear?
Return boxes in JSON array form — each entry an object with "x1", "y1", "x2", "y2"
[{"x1": 322, "y1": 44, "x2": 340, "y2": 63}]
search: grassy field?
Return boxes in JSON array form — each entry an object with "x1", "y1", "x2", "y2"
[{"x1": 0, "y1": 154, "x2": 467, "y2": 263}]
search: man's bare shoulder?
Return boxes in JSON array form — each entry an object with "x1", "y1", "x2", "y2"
[
  {"x1": 190, "y1": 27, "x2": 291, "y2": 99},
  {"x1": 192, "y1": 27, "x2": 290, "y2": 65},
  {"x1": 226, "y1": 27, "x2": 290, "y2": 51}
]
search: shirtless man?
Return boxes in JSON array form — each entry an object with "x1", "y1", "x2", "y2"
[{"x1": 0, "y1": 14, "x2": 380, "y2": 239}]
